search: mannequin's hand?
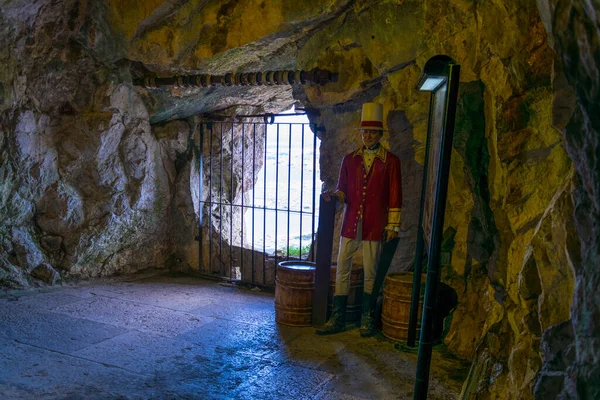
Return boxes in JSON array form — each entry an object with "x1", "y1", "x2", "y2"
[
  {"x1": 321, "y1": 190, "x2": 334, "y2": 202},
  {"x1": 385, "y1": 230, "x2": 399, "y2": 241}
]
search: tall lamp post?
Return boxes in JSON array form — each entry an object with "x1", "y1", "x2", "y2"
[{"x1": 409, "y1": 55, "x2": 461, "y2": 400}]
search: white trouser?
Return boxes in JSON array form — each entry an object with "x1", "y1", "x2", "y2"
[{"x1": 335, "y1": 220, "x2": 382, "y2": 296}]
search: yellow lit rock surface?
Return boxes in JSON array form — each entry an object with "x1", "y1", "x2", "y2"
[{"x1": 295, "y1": 3, "x2": 575, "y2": 398}]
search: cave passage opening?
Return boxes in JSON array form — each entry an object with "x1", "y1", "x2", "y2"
[
  {"x1": 243, "y1": 107, "x2": 322, "y2": 259},
  {"x1": 198, "y1": 106, "x2": 323, "y2": 286}
]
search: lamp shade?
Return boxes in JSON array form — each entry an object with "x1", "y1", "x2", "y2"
[{"x1": 416, "y1": 55, "x2": 456, "y2": 92}]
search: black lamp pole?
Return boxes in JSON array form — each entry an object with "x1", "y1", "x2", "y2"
[
  {"x1": 406, "y1": 93, "x2": 434, "y2": 348},
  {"x1": 414, "y1": 63, "x2": 461, "y2": 400}
]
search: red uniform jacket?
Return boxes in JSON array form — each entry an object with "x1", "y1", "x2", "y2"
[{"x1": 336, "y1": 146, "x2": 402, "y2": 241}]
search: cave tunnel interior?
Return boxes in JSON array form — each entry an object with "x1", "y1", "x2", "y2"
[{"x1": 1, "y1": 1, "x2": 599, "y2": 399}]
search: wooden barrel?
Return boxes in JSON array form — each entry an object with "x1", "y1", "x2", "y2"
[
  {"x1": 328, "y1": 264, "x2": 364, "y2": 322},
  {"x1": 274, "y1": 261, "x2": 316, "y2": 326},
  {"x1": 381, "y1": 272, "x2": 427, "y2": 341}
]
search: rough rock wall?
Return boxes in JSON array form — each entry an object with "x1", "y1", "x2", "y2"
[
  {"x1": 295, "y1": 2, "x2": 577, "y2": 398},
  {"x1": 535, "y1": 0, "x2": 600, "y2": 398},
  {"x1": 0, "y1": 0, "x2": 181, "y2": 285},
  {"x1": 0, "y1": 0, "x2": 596, "y2": 398},
  {"x1": 0, "y1": 0, "x2": 297, "y2": 286}
]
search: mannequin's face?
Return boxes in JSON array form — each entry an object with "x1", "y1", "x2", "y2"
[{"x1": 361, "y1": 129, "x2": 383, "y2": 148}]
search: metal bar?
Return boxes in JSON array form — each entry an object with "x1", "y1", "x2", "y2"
[
  {"x1": 414, "y1": 64, "x2": 461, "y2": 400},
  {"x1": 237, "y1": 112, "x2": 307, "y2": 119},
  {"x1": 299, "y1": 124, "x2": 305, "y2": 258},
  {"x1": 206, "y1": 121, "x2": 317, "y2": 126},
  {"x1": 275, "y1": 124, "x2": 280, "y2": 266},
  {"x1": 230, "y1": 123, "x2": 234, "y2": 279},
  {"x1": 287, "y1": 124, "x2": 292, "y2": 259},
  {"x1": 219, "y1": 123, "x2": 224, "y2": 276},
  {"x1": 198, "y1": 203, "x2": 307, "y2": 214},
  {"x1": 251, "y1": 123, "x2": 256, "y2": 283},
  {"x1": 263, "y1": 122, "x2": 267, "y2": 284},
  {"x1": 312, "y1": 195, "x2": 337, "y2": 326},
  {"x1": 199, "y1": 123, "x2": 204, "y2": 271},
  {"x1": 311, "y1": 124, "x2": 317, "y2": 262},
  {"x1": 407, "y1": 93, "x2": 436, "y2": 347},
  {"x1": 160, "y1": 121, "x2": 316, "y2": 126},
  {"x1": 241, "y1": 123, "x2": 245, "y2": 282},
  {"x1": 209, "y1": 124, "x2": 213, "y2": 273}
]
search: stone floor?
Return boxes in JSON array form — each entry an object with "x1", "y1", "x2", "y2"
[{"x1": 0, "y1": 272, "x2": 469, "y2": 400}]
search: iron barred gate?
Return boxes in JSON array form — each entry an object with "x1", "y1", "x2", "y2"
[{"x1": 197, "y1": 116, "x2": 321, "y2": 286}]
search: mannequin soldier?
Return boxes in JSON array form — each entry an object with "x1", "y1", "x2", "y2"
[{"x1": 317, "y1": 102, "x2": 402, "y2": 336}]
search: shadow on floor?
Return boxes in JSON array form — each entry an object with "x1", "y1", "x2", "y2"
[{"x1": 0, "y1": 272, "x2": 468, "y2": 399}]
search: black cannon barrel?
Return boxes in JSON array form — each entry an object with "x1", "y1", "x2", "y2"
[{"x1": 134, "y1": 68, "x2": 338, "y2": 89}]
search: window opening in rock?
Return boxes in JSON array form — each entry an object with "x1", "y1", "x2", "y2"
[
  {"x1": 198, "y1": 107, "x2": 322, "y2": 286},
  {"x1": 245, "y1": 108, "x2": 321, "y2": 259}
]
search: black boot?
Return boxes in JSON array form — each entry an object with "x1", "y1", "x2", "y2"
[
  {"x1": 360, "y1": 292, "x2": 377, "y2": 337},
  {"x1": 316, "y1": 295, "x2": 348, "y2": 335}
]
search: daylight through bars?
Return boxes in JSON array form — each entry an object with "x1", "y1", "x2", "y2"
[{"x1": 198, "y1": 112, "x2": 321, "y2": 285}]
